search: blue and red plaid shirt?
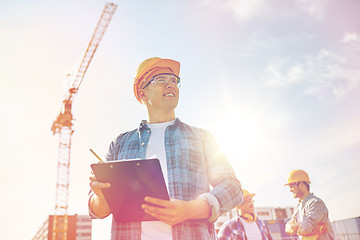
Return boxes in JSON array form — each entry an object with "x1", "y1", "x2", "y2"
[
  {"x1": 217, "y1": 216, "x2": 273, "y2": 240},
  {"x1": 89, "y1": 118, "x2": 243, "y2": 239}
]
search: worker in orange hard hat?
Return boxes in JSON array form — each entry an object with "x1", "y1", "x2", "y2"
[
  {"x1": 285, "y1": 169, "x2": 311, "y2": 199},
  {"x1": 133, "y1": 57, "x2": 180, "y2": 103},
  {"x1": 88, "y1": 57, "x2": 243, "y2": 239},
  {"x1": 284, "y1": 170, "x2": 335, "y2": 240},
  {"x1": 218, "y1": 189, "x2": 273, "y2": 240}
]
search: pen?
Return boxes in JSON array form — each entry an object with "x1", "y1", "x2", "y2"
[{"x1": 90, "y1": 149, "x2": 105, "y2": 163}]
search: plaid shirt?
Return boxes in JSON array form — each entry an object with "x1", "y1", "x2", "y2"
[
  {"x1": 217, "y1": 216, "x2": 273, "y2": 240},
  {"x1": 89, "y1": 118, "x2": 243, "y2": 240},
  {"x1": 292, "y1": 193, "x2": 335, "y2": 240}
]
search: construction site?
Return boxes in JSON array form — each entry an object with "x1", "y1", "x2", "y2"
[{"x1": 1, "y1": 1, "x2": 360, "y2": 240}]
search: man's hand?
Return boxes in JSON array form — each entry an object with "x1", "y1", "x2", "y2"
[
  {"x1": 89, "y1": 172, "x2": 111, "y2": 217},
  {"x1": 297, "y1": 224, "x2": 313, "y2": 236},
  {"x1": 142, "y1": 197, "x2": 211, "y2": 226},
  {"x1": 89, "y1": 172, "x2": 111, "y2": 199},
  {"x1": 298, "y1": 222, "x2": 326, "y2": 238},
  {"x1": 285, "y1": 220, "x2": 300, "y2": 235}
]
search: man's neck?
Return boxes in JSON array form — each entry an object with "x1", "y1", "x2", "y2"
[
  {"x1": 299, "y1": 192, "x2": 310, "y2": 201},
  {"x1": 147, "y1": 110, "x2": 176, "y2": 124}
]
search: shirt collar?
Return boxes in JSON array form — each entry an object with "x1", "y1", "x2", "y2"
[
  {"x1": 300, "y1": 192, "x2": 314, "y2": 204},
  {"x1": 138, "y1": 118, "x2": 181, "y2": 132}
]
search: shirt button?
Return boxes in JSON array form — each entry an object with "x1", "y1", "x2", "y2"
[
  {"x1": 141, "y1": 142, "x2": 145, "y2": 146},
  {"x1": 147, "y1": 130, "x2": 150, "y2": 133}
]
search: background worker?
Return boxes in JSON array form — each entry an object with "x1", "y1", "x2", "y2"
[
  {"x1": 88, "y1": 57, "x2": 243, "y2": 240},
  {"x1": 217, "y1": 189, "x2": 273, "y2": 240},
  {"x1": 285, "y1": 169, "x2": 335, "y2": 240}
]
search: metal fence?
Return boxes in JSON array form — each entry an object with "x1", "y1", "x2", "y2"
[
  {"x1": 334, "y1": 233, "x2": 360, "y2": 240},
  {"x1": 265, "y1": 216, "x2": 360, "y2": 240},
  {"x1": 270, "y1": 234, "x2": 360, "y2": 240}
]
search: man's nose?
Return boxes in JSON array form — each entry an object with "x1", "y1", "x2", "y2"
[
  {"x1": 165, "y1": 79, "x2": 176, "y2": 86},
  {"x1": 165, "y1": 80, "x2": 176, "y2": 89}
]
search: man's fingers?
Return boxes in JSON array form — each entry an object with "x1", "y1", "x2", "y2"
[
  {"x1": 144, "y1": 197, "x2": 171, "y2": 207},
  {"x1": 142, "y1": 203, "x2": 169, "y2": 215},
  {"x1": 142, "y1": 205, "x2": 175, "y2": 224},
  {"x1": 90, "y1": 181, "x2": 110, "y2": 189}
]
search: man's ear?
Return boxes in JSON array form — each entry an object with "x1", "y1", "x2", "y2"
[{"x1": 138, "y1": 89, "x2": 147, "y2": 103}]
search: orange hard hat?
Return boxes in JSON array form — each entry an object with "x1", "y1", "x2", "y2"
[
  {"x1": 133, "y1": 57, "x2": 180, "y2": 103},
  {"x1": 242, "y1": 189, "x2": 255, "y2": 200},
  {"x1": 236, "y1": 189, "x2": 255, "y2": 210},
  {"x1": 285, "y1": 169, "x2": 311, "y2": 185}
]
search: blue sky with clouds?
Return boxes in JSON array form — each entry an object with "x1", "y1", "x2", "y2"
[{"x1": 1, "y1": 0, "x2": 359, "y2": 239}]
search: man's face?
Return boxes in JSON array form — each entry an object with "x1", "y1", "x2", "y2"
[
  {"x1": 238, "y1": 197, "x2": 255, "y2": 217},
  {"x1": 288, "y1": 182, "x2": 304, "y2": 199},
  {"x1": 142, "y1": 73, "x2": 180, "y2": 111}
]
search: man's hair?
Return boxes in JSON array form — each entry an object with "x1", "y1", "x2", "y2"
[{"x1": 299, "y1": 181, "x2": 310, "y2": 191}]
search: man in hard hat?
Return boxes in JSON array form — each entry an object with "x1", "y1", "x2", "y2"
[
  {"x1": 88, "y1": 57, "x2": 243, "y2": 240},
  {"x1": 217, "y1": 189, "x2": 273, "y2": 240},
  {"x1": 285, "y1": 169, "x2": 335, "y2": 240}
]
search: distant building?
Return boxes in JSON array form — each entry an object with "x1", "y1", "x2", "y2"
[
  {"x1": 255, "y1": 207, "x2": 295, "y2": 221},
  {"x1": 32, "y1": 214, "x2": 91, "y2": 240}
]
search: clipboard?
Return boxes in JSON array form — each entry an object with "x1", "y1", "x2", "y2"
[{"x1": 91, "y1": 158, "x2": 170, "y2": 222}]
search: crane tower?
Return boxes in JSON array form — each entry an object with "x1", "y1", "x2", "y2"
[{"x1": 50, "y1": 3, "x2": 117, "y2": 239}]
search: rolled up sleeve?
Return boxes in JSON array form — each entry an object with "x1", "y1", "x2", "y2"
[
  {"x1": 202, "y1": 131, "x2": 243, "y2": 221},
  {"x1": 301, "y1": 199, "x2": 327, "y2": 233}
]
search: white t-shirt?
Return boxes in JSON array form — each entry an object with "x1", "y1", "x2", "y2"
[
  {"x1": 240, "y1": 218, "x2": 263, "y2": 240},
  {"x1": 141, "y1": 120, "x2": 175, "y2": 240}
]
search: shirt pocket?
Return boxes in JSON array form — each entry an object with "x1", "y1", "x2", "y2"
[
  {"x1": 115, "y1": 139, "x2": 141, "y2": 160},
  {"x1": 180, "y1": 137, "x2": 208, "y2": 186},
  {"x1": 180, "y1": 137, "x2": 204, "y2": 169}
]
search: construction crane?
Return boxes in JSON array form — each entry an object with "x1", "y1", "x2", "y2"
[{"x1": 50, "y1": 3, "x2": 117, "y2": 240}]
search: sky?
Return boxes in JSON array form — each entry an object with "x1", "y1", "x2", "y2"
[{"x1": 1, "y1": 0, "x2": 360, "y2": 239}]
